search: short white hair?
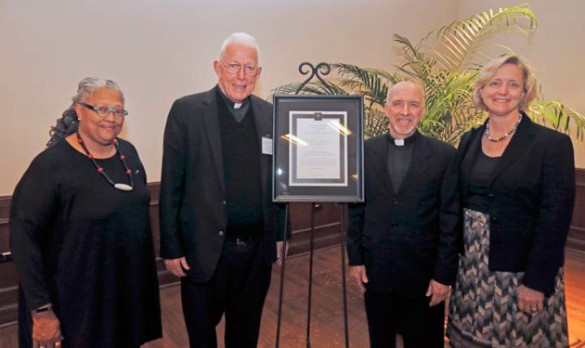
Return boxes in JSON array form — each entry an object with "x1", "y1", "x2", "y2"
[{"x1": 219, "y1": 32, "x2": 260, "y2": 63}]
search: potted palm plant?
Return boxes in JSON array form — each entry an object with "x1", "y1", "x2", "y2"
[{"x1": 273, "y1": 4, "x2": 585, "y2": 144}]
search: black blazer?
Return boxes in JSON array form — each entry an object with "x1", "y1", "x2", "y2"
[
  {"x1": 347, "y1": 133, "x2": 460, "y2": 298},
  {"x1": 455, "y1": 114, "x2": 575, "y2": 295},
  {"x1": 159, "y1": 87, "x2": 285, "y2": 283}
]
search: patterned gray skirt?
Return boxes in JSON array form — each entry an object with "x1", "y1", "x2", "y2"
[{"x1": 447, "y1": 208, "x2": 568, "y2": 347}]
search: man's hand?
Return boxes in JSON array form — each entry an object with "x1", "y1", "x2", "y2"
[
  {"x1": 426, "y1": 279, "x2": 451, "y2": 307},
  {"x1": 32, "y1": 308, "x2": 63, "y2": 348},
  {"x1": 350, "y1": 265, "x2": 369, "y2": 293},
  {"x1": 164, "y1": 257, "x2": 190, "y2": 277},
  {"x1": 274, "y1": 241, "x2": 290, "y2": 267},
  {"x1": 517, "y1": 285, "x2": 544, "y2": 314}
]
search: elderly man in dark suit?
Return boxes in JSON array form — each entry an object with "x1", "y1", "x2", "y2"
[
  {"x1": 347, "y1": 81, "x2": 460, "y2": 348},
  {"x1": 159, "y1": 32, "x2": 286, "y2": 348}
]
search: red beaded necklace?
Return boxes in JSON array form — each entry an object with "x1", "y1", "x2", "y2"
[{"x1": 76, "y1": 132, "x2": 134, "y2": 191}]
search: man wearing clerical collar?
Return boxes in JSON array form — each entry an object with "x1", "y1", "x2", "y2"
[
  {"x1": 159, "y1": 32, "x2": 287, "y2": 348},
  {"x1": 347, "y1": 81, "x2": 460, "y2": 347}
]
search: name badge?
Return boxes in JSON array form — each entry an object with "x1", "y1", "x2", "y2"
[{"x1": 262, "y1": 137, "x2": 273, "y2": 155}]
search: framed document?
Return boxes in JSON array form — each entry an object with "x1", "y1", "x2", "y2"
[{"x1": 273, "y1": 94, "x2": 364, "y2": 202}]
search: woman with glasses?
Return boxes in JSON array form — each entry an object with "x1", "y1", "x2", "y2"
[{"x1": 10, "y1": 78, "x2": 162, "y2": 348}]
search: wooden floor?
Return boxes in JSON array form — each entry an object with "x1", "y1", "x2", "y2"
[{"x1": 2, "y1": 247, "x2": 585, "y2": 347}]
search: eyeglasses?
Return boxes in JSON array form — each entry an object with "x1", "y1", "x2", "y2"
[
  {"x1": 222, "y1": 62, "x2": 259, "y2": 77},
  {"x1": 79, "y1": 103, "x2": 128, "y2": 118}
]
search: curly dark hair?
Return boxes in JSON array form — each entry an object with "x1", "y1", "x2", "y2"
[{"x1": 47, "y1": 107, "x2": 79, "y2": 147}]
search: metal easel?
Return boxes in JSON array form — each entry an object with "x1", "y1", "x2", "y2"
[{"x1": 275, "y1": 62, "x2": 350, "y2": 348}]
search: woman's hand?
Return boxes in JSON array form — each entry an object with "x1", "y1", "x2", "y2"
[
  {"x1": 517, "y1": 285, "x2": 544, "y2": 314},
  {"x1": 32, "y1": 308, "x2": 63, "y2": 348}
]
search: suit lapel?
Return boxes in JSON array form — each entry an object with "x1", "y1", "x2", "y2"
[
  {"x1": 251, "y1": 96, "x2": 270, "y2": 198},
  {"x1": 201, "y1": 88, "x2": 225, "y2": 193},
  {"x1": 460, "y1": 127, "x2": 483, "y2": 197},
  {"x1": 488, "y1": 115, "x2": 534, "y2": 187},
  {"x1": 370, "y1": 137, "x2": 394, "y2": 196}
]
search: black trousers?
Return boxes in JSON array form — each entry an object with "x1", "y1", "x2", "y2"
[
  {"x1": 364, "y1": 289, "x2": 445, "y2": 348},
  {"x1": 180, "y1": 238, "x2": 272, "y2": 348}
]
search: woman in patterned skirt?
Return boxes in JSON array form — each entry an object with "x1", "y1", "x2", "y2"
[{"x1": 446, "y1": 55, "x2": 575, "y2": 347}]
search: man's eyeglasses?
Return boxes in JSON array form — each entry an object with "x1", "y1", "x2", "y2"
[
  {"x1": 79, "y1": 103, "x2": 128, "y2": 118},
  {"x1": 223, "y1": 63, "x2": 259, "y2": 77}
]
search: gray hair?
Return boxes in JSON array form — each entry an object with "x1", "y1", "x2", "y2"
[
  {"x1": 219, "y1": 32, "x2": 260, "y2": 62},
  {"x1": 72, "y1": 77, "x2": 124, "y2": 104},
  {"x1": 47, "y1": 77, "x2": 124, "y2": 147}
]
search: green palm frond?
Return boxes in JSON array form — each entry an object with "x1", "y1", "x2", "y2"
[
  {"x1": 393, "y1": 35, "x2": 437, "y2": 86},
  {"x1": 528, "y1": 101, "x2": 585, "y2": 139},
  {"x1": 271, "y1": 83, "x2": 304, "y2": 96},
  {"x1": 364, "y1": 109, "x2": 389, "y2": 139},
  {"x1": 431, "y1": 4, "x2": 536, "y2": 72},
  {"x1": 332, "y1": 63, "x2": 393, "y2": 107}
]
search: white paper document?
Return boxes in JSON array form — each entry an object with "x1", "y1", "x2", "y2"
[{"x1": 289, "y1": 111, "x2": 348, "y2": 186}]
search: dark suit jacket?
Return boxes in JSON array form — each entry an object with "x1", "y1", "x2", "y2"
[
  {"x1": 455, "y1": 114, "x2": 575, "y2": 295},
  {"x1": 347, "y1": 132, "x2": 460, "y2": 298},
  {"x1": 159, "y1": 87, "x2": 285, "y2": 283}
]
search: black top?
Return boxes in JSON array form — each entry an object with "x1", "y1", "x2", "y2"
[
  {"x1": 453, "y1": 114, "x2": 576, "y2": 294},
  {"x1": 386, "y1": 131, "x2": 417, "y2": 193},
  {"x1": 217, "y1": 90, "x2": 264, "y2": 238},
  {"x1": 465, "y1": 150, "x2": 500, "y2": 212},
  {"x1": 10, "y1": 139, "x2": 162, "y2": 348}
]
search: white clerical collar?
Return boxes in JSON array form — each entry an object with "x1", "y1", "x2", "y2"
[
  {"x1": 234, "y1": 103, "x2": 242, "y2": 109},
  {"x1": 387, "y1": 130, "x2": 418, "y2": 147}
]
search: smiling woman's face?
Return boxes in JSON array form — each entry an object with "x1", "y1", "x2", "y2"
[
  {"x1": 74, "y1": 87, "x2": 125, "y2": 147},
  {"x1": 480, "y1": 63, "x2": 526, "y2": 118}
]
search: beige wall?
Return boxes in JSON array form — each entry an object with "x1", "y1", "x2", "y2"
[
  {"x1": 0, "y1": 0, "x2": 459, "y2": 195},
  {"x1": 458, "y1": 0, "x2": 585, "y2": 167},
  {"x1": 1, "y1": 0, "x2": 583, "y2": 195}
]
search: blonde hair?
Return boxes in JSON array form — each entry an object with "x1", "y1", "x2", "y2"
[{"x1": 472, "y1": 55, "x2": 539, "y2": 111}]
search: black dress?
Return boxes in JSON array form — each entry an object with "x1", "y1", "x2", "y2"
[{"x1": 10, "y1": 139, "x2": 162, "y2": 348}]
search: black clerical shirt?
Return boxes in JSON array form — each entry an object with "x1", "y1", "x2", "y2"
[{"x1": 386, "y1": 131, "x2": 418, "y2": 193}]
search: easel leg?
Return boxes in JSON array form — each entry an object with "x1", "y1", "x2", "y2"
[
  {"x1": 275, "y1": 204, "x2": 289, "y2": 348},
  {"x1": 339, "y1": 203, "x2": 350, "y2": 348},
  {"x1": 306, "y1": 203, "x2": 317, "y2": 348}
]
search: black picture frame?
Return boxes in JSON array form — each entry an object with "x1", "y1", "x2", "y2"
[{"x1": 272, "y1": 94, "x2": 364, "y2": 202}]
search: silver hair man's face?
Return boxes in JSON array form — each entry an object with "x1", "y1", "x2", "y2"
[{"x1": 213, "y1": 43, "x2": 262, "y2": 103}]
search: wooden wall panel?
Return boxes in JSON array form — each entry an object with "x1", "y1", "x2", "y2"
[
  {"x1": 567, "y1": 169, "x2": 585, "y2": 252},
  {"x1": 0, "y1": 184, "x2": 343, "y2": 326},
  {"x1": 0, "y1": 196, "x2": 17, "y2": 327},
  {"x1": 1, "y1": 171, "x2": 583, "y2": 326}
]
